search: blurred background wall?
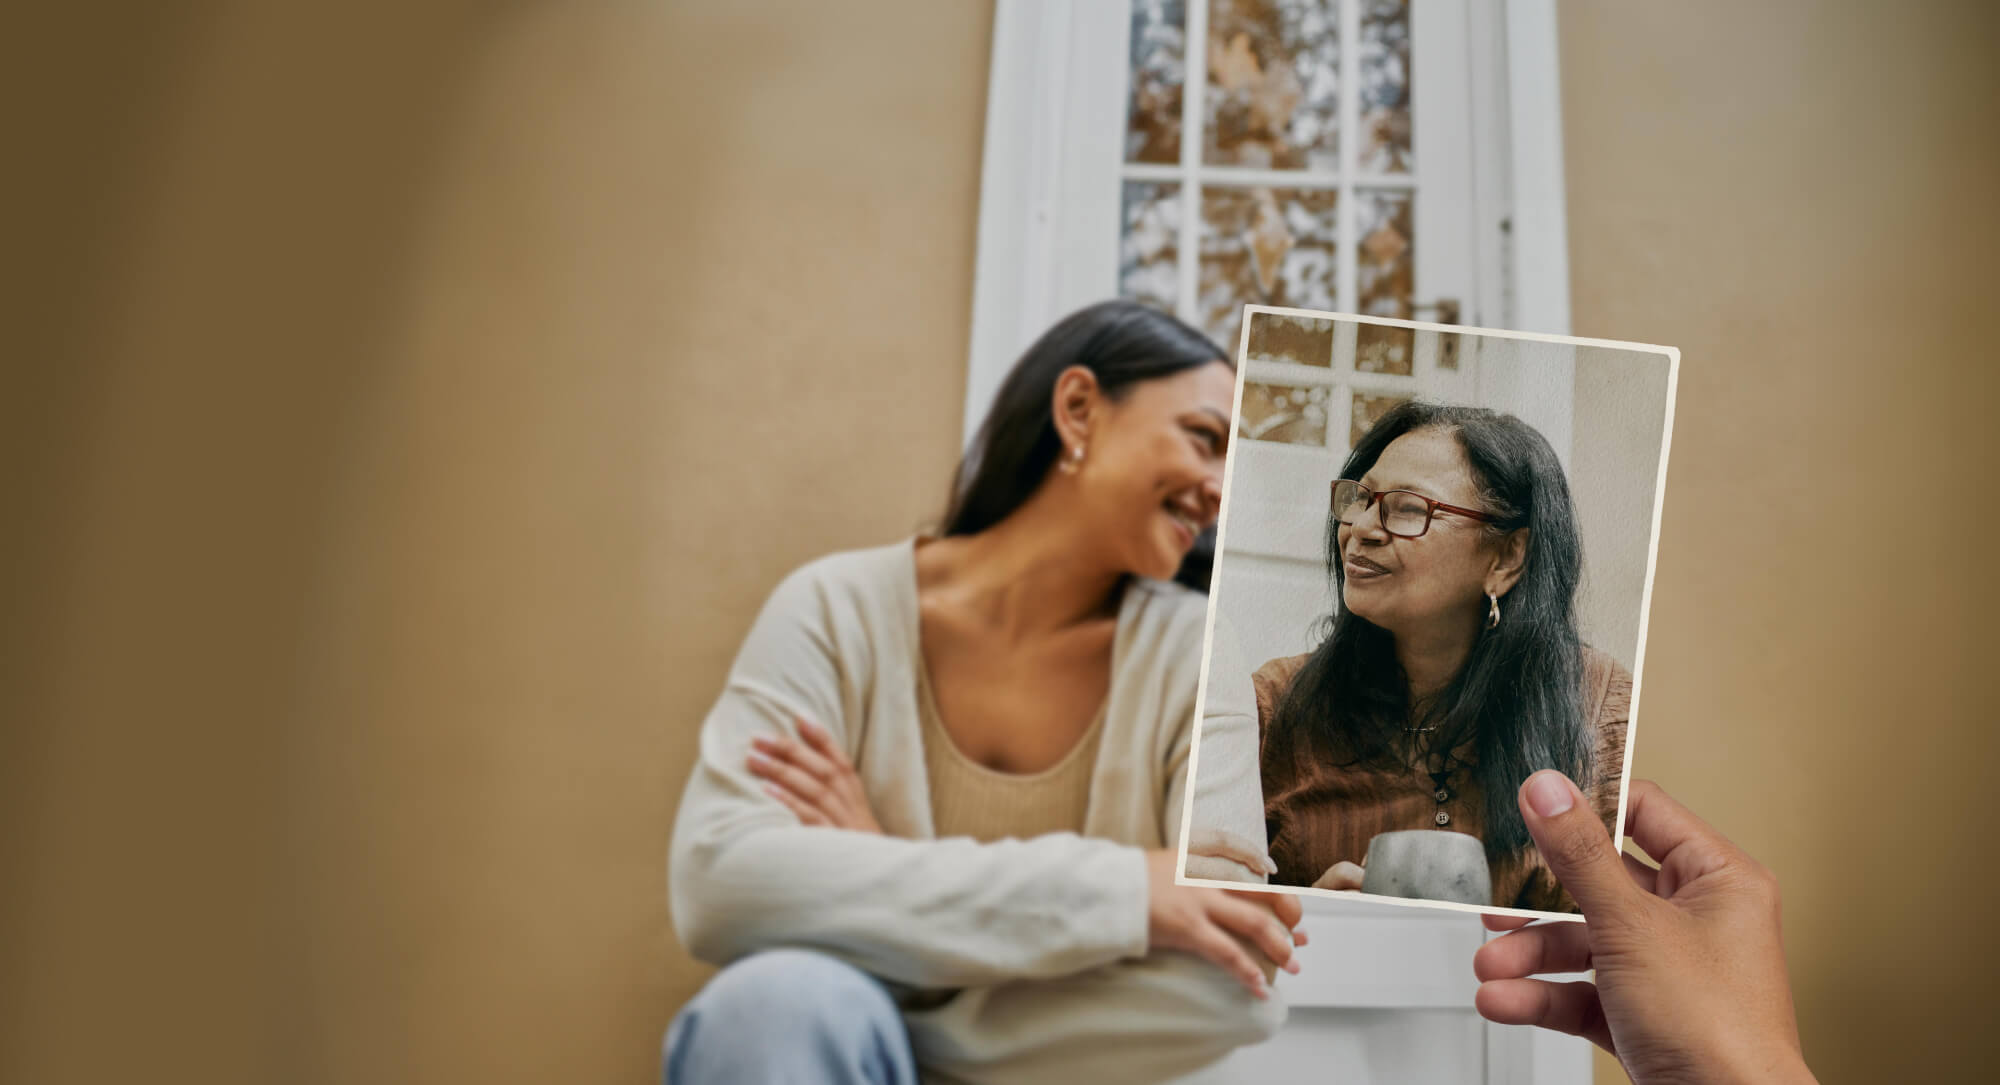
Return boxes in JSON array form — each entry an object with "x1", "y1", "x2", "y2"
[
  {"x1": 1559, "y1": 4, "x2": 1998, "y2": 1078},
  {"x1": 1570, "y1": 345, "x2": 1672, "y2": 677},
  {"x1": 3, "y1": 2, "x2": 1993, "y2": 1083}
]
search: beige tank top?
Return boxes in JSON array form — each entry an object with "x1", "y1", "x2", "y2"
[{"x1": 918, "y1": 660, "x2": 1105, "y2": 843}]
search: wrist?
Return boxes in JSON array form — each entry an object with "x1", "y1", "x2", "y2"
[
  {"x1": 1632, "y1": 1031, "x2": 1812, "y2": 1085},
  {"x1": 1750, "y1": 1049, "x2": 1815, "y2": 1085},
  {"x1": 1683, "y1": 1042, "x2": 1814, "y2": 1085}
]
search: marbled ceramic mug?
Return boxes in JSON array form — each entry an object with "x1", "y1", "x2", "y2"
[{"x1": 1360, "y1": 830, "x2": 1492, "y2": 906}]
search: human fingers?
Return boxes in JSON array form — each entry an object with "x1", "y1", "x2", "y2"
[
  {"x1": 1268, "y1": 889, "x2": 1304, "y2": 931},
  {"x1": 752, "y1": 736, "x2": 864, "y2": 824},
  {"x1": 745, "y1": 748, "x2": 831, "y2": 805},
  {"x1": 1189, "y1": 922, "x2": 1270, "y2": 999},
  {"x1": 759, "y1": 781, "x2": 829, "y2": 827},
  {"x1": 1311, "y1": 860, "x2": 1366, "y2": 891},
  {"x1": 1622, "y1": 851, "x2": 1660, "y2": 896},
  {"x1": 1482, "y1": 914, "x2": 1536, "y2": 933},
  {"x1": 1474, "y1": 978, "x2": 1615, "y2": 1054},
  {"x1": 801, "y1": 719, "x2": 879, "y2": 824},
  {"x1": 1622, "y1": 779, "x2": 1738, "y2": 889},
  {"x1": 1518, "y1": 771, "x2": 1636, "y2": 916},
  {"x1": 1472, "y1": 920, "x2": 1593, "y2": 982},
  {"x1": 1623, "y1": 779, "x2": 1733, "y2": 865},
  {"x1": 1225, "y1": 887, "x2": 1304, "y2": 932},
  {"x1": 751, "y1": 733, "x2": 839, "y2": 787},
  {"x1": 1211, "y1": 895, "x2": 1301, "y2": 974},
  {"x1": 793, "y1": 716, "x2": 856, "y2": 772}
]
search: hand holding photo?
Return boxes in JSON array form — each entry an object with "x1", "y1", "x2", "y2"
[{"x1": 1177, "y1": 307, "x2": 1678, "y2": 920}]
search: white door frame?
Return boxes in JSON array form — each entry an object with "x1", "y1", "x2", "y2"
[
  {"x1": 964, "y1": 0, "x2": 1577, "y2": 441},
  {"x1": 961, "y1": 3, "x2": 1588, "y2": 1082}
]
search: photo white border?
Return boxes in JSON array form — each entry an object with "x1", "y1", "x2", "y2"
[{"x1": 1174, "y1": 304, "x2": 1681, "y2": 923}]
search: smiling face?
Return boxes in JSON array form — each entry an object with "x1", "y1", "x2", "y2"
[
  {"x1": 1062, "y1": 361, "x2": 1235, "y2": 581},
  {"x1": 1338, "y1": 426, "x2": 1522, "y2": 638}
]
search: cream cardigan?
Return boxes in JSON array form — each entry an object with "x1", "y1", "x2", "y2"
[{"x1": 668, "y1": 539, "x2": 1279, "y2": 1083}]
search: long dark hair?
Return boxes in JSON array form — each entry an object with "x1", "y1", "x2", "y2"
[
  {"x1": 941, "y1": 300, "x2": 1230, "y2": 592},
  {"x1": 1270, "y1": 401, "x2": 1589, "y2": 857}
]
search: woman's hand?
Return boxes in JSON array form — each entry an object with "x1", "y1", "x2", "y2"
[
  {"x1": 1145, "y1": 850, "x2": 1307, "y2": 1000},
  {"x1": 1311, "y1": 860, "x2": 1366, "y2": 891},
  {"x1": 746, "y1": 717, "x2": 883, "y2": 834},
  {"x1": 1473, "y1": 773, "x2": 1815, "y2": 1084}
]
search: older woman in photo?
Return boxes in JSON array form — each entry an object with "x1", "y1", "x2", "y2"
[
  {"x1": 665, "y1": 301, "x2": 1298, "y2": 1085},
  {"x1": 1256, "y1": 401, "x2": 1631, "y2": 912}
]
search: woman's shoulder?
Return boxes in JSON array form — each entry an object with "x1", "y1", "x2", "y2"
[
  {"x1": 1128, "y1": 572, "x2": 1200, "y2": 616},
  {"x1": 756, "y1": 538, "x2": 917, "y2": 628},
  {"x1": 1579, "y1": 643, "x2": 1629, "y2": 679},
  {"x1": 1576, "y1": 645, "x2": 1634, "y2": 821},
  {"x1": 1578, "y1": 645, "x2": 1634, "y2": 728},
  {"x1": 1253, "y1": 652, "x2": 1312, "y2": 694},
  {"x1": 1251, "y1": 652, "x2": 1314, "y2": 729},
  {"x1": 1117, "y1": 576, "x2": 1209, "y2": 648}
]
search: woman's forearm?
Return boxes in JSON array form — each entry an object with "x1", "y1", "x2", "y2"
[
  {"x1": 671, "y1": 773, "x2": 1151, "y2": 988},
  {"x1": 674, "y1": 563, "x2": 1154, "y2": 987}
]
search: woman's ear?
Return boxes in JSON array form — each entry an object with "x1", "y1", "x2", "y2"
[
  {"x1": 1049, "y1": 365, "x2": 1102, "y2": 456},
  {"x1": 1487, "y1": 528, "x2": 1530, "y2": 597}
]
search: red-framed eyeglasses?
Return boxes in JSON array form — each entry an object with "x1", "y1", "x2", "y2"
[{"x1": 1330, "y1": 479, "x2": 1497, "y2": 539}]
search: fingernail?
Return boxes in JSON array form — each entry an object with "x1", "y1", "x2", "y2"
[
  {"x1": 1285, "y1": 959, "x2": 1301, "y2": 974},
  {"x1": 1526, "y1": 770, "x2": 1574, "y2": 817}
]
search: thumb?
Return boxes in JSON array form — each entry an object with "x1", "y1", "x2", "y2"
[{"x1": 1518, "y1": 769, "x2": 1632, "y2": 915}]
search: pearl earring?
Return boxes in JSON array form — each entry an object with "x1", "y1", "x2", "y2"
[{"x1": 1058, "y1": 444, "x2": 1084, "y2": 475}]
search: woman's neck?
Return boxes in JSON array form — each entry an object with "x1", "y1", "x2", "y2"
[
  {"x1": 1393, "y1": 614, "x2": 1482, "y2": 707},
  {"x1": 923, "y1": 488, "x2": 1125, "y2": 637}
]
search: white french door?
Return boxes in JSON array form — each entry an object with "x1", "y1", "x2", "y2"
[{"x1": 964, "y1": 2, "x2": 1586, "y2": 1082}]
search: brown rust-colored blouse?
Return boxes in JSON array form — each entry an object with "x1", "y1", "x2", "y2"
[{"x1": 1255, "y1": 647, "x2": 1631, "y2": 912}]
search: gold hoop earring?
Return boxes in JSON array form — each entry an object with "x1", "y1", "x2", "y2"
[{"x1": 1486, "y1": 592, "x2": 1501, "y2": 630}]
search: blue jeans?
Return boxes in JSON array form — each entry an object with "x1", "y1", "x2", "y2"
[{"x1": 664, "y1": 949, "x2": 919, "y2": 1085}]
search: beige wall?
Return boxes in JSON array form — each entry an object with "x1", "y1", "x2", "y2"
[
  {"x1": 6, "y1": 2, "x2": 1995, "y2": 1084},
  {"x1": 1560, "y1": 3, "x2": 2000, "y2": 1082},
  {"x1": 4, "y1": 3, "x2": 990, "y2": 1083},
  {"x1": 1570, "y1": 345, "x2": 1674, "y2": 673}
]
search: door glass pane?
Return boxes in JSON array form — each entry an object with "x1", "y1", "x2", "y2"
[
  {"x1": 1119, "y1": 180, "x2": 1183, "y2": 312},
  {"x1": 1118, "y1": 0, "x2": 1430, "y2": 366},
  {"x1": 1356, "y1": 322, "x2": 1414, "y2": 374},
  {"x1": 1245, "y1": 311, "x2": 1335, "y2": 367},
  {"x1": 1199, "y1": 186, "x2": 1339, "y2": 350},
  {"x1": 1355, "y1": 188, "x2": 1415, "y2": 371},
  {"x1": 1204, "y1": 0, "x2": 1340, "y2": 169},
  {"x1": 1126, "y1": 0, "x2": 1187, "y2": 164},
  {"x1": 1357, "y1": 0, "x2": 1413, "y2": 173},
  {"x1": 1240, "y1": 380, "x2": 1330, "y2": 445}
]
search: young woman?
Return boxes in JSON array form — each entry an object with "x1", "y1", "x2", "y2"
[
  {"x1": 666, "y1": 301, "x2": 1301, "y2": 1084},
  {"x1": 1256, "y1": 402, "x2": 1631, "y2": 911}
]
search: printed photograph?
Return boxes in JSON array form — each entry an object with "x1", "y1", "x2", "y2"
[{"x1": 1180, "y1": 306, "x2": 1678, "y2": 918}]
